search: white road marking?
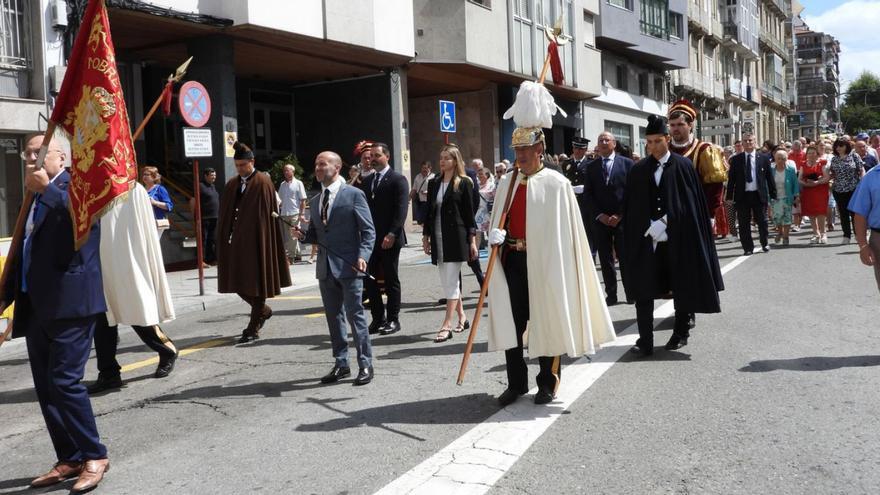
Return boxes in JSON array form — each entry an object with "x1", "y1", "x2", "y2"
[{"x1": 375, "y1": 255, "x2": 750, "y2": 494}]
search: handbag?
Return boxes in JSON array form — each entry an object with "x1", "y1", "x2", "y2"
[{"x1": 156, "y1": 218, "x2": 170, "y2": 230}]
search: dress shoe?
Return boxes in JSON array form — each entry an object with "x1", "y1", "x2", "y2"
[
  {"x1": 687, "y1": 314, "x2": 696, "y2": 329},
  {"x1": 154, "y1": 351, "x2": 178, "y2": 378},
  {"x1": 630, "y1": 345, "x2": 653, "y2": 357},
  {"x1": 378, "y1": 319, "x2": 401, "y2": 335},
  {"x1": 743, "y1": 250, "x2": 753, "y2": 256},
  {"x1": 237, "y1": 327, "x2": 259, "y2": 343},
  {"x1": 353, "y1": 367, "x2": 374, "y2": 386},
  {"x1": 605, "y1": 295, "x2": 618, "y2": 306},
  {"x1": 257, "y1": 305, "x2": 273, "y2": 329},
  {"x1": 761, "y1": 244, "x2": 770, "y2": 253},
  {"x1": 71, "y1": 459, "x2": 109, "y2": 494},
  {"x1": 368, "y1": 320, "x2": 384, "y2": 334},
  {"x1": 534, "y1": 389, "x2": 555, "y2": 405},
  {"x1": 87, "y1": 374, "x2": 122, "y2": 394},
  {"x1": 320, "y1": 366, "x2": 351, "y2": 384},
  {"x1": 665, "y1": 335, "x2": 688, "y2": 350},
  {"x1": 30, "y1": 461, "x2": 83, "y2": 488},
  {"x1": 497, "y1": 387, "x2": 528, "y2": 407}
]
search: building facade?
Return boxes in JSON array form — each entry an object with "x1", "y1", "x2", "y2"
[
  {"x1": 792, "y1": 22, "x2": 840, "y2": 139},
  {"x1": 585, "y1": 0, "x2": 688, "y2": 156},
  {"x1": 754, "y1": 0, "x2": 792, "y2": 145}
]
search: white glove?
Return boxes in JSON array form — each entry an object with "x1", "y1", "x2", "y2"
[
  {"x1": 644, "y1": 219, "x2": 667, "y2": 240},
  {"x1": 488, "y1": 228, "x2": 507, "y2": 246},
  {"x1": 572, "y1": 185, "x2": 585, "y2": 194}
]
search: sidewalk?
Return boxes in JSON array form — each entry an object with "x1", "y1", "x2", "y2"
[{"x1": 168, "y1": 243, "x2": 427, "y2": 318}]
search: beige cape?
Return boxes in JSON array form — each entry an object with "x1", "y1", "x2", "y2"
[
  {"x1": 486, "y1": 168, "x2": 615, "y2": 356},
  {"x1": 100, "y1": 183, "x2": 175, "y2": 327}
]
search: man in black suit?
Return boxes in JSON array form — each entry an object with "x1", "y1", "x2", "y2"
[
  {"x1": 364, "y1": 142, "x2": 409, "y2": 335},
  {"x1": 3, "y1": 133, "x2": 110, "y2": 492},
  {"x1": 726, "y1": 133, "x2": 777, "y2": 255},
  {"x1": 582, "y1": 131, "x2": 634, "y2": 305}
]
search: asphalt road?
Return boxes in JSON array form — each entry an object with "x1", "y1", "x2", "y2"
[{"x1": 1, "y1": 228, "x2": 878, "y2": 494}]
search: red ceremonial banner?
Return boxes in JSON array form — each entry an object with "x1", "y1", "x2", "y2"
[
  {"x1": 547, "y1": 41, "x2": 564, "y2": 86},
  {"x1": 50, "y1": 0, "x2": 136, "y2": 249}
]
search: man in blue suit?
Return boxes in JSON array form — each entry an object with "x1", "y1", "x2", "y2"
[
  {"x1": 2, "y1": 132, "x2": 110, "y2": 493},
  {"x1": 581, "y1": 131, "x2": 634, "y2": 305},
  {"x1": 297, "y1": 151, "x2": 377, "y2": 385}
]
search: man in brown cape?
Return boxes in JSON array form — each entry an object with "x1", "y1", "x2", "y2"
[{"x1": 218, "y1": 142, "x2": 292, "y2": 343}]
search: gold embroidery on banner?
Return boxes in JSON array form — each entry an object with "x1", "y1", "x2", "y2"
[{"x1": 65, "y1": 85, "x2": 117, "y2": 173}]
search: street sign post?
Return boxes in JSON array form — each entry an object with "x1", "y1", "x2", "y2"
[
  {"x1": 179, "y1": 81, "x2": 212, "y2": 128},
  {"x1": 439, "y1": 100, "x2": 456, "y2": 143}
]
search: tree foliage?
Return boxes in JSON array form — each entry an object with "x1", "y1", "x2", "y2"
[{"x1": 841, "y1": 71, "x2": 880, "y2": 134}]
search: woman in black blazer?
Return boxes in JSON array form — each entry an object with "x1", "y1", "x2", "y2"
[{"x1": 422, "y1": 144, "x2": 478, "y2": 343}]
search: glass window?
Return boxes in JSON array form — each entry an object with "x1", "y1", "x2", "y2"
[
  {"x1": 641, "y1": 0, "x2": 670, "y2": 39},
  {"x1": 639, "y1": 127, "x2": 647, "y2": 157},
  {"x1": 0, "y1": 0, "x2": 32, "y2": 98},
  {"x1": 468, "y1": 0, "x2": 492, "y2": 8},
  {"x1": 608, "y1": 0, "x2": 632, "y2": 9},
  {"x1": 669, "y1": 13, "x2": 683, "y2": 39},
  {"x1": 616, "y1": 65, "x2": 628, "y2": 91},
  {"x1": 638, "y1": 73, "x2": 649, "y2": 97},
  {"x1": 605, "y1": 120, "x2": 633, "y2": 148}
]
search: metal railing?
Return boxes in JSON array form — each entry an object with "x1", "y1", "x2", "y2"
[
  {"x1": 159, "y1": 175, "x2": 196, "y2": 239},
  {"x1": 0, "y1": 0, "x2": 31, "y2": 69}
]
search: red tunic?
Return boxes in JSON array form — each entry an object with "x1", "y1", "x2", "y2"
[{"x1": 507, "y1": 182, "x2": 527, "y2": 239}]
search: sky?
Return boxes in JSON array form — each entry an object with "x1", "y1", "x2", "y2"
[{"x1": 800, "y1": 0, "x2": 880, "y2": 96}]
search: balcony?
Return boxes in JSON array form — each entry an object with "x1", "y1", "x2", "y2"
[
  {"x1": 759, "y1": 31, "x2": 791, "y2": 62},
  {"x1": 672, "y1": 69, "x2": 725, "y2": 101},
  {"x1": 762, "y1": 0, "x2": 787, "y2": 17},
  {"x1": 726, "y1": 77, "x2": 756, "y2": 106},
  {"x1": 760, "y1": 81, "x2": 790, "y2": 109},
  {"x1": 722, "y1": 22, "x2": 758, "y2": 58},
  {"x1": 688, "y1": 3, "x2": 722, "y2": 39}
]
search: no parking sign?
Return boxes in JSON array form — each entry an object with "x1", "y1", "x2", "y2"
[{"x1": 179, "y1": 81, "x2": 211, "y2": 128}]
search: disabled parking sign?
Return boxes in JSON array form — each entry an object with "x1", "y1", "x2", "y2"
[{"x1": 439, "y1": 100, "x2": 456, "y2": 133}]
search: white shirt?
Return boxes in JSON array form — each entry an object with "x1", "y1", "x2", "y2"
[
  {"x1": 412, "y1": 172, "x2": 434, "y2": 202},
  {"x1": 278, "y1": 177, "x2": 307, "y2": 216},
  {"x1": 654, "y1": 151, "x2": 671, "y2": 186},
  {"x1": 744, "y1": 151, "x2": 758, "y2": 192},
  {"x1": 319, "y1": 177, "x2": 344, "y2": 220},
  {"x1": 371, "y1": 165, "x2": 390, "y2": 192}
]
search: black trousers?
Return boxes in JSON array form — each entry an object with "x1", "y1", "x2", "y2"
[
  {"x1": 94, "y1": 313, "x2": 177, "y2": 378},
  {"x1": 467, "y1": 258, "x2": 484, "y2": 287},
  {"x1": 635, "y1": 300, "x2": 690, "y2": 349},
  {"x1": 202, "y1": 218, "x2": 217, "y2": 263},
  {"x1": 592, "y1": 220, "x2": 625, "y2": 298},
  {"x1": 365, "y1": 246, "x2": 402, "y2": 323},
  {"x1": 502, "y1": 250, "x2": 561, "y2": 394},
  {"x1": 832, "y1": 190, "x2": 856, "y2": 239},
  {"x1": 736, "y1": 191, "x2": 769, "y2": 252}
]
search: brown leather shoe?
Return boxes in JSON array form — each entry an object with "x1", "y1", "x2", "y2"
[
  {"x1": 257, "y1": 305, "x2": 273, "y2": 329},
  {"x1": 30, "y1": 461, "x2": 83, "y2": 488},
  {"x1": 71, "y1": 459, "x2": 109, "y2": 493}
]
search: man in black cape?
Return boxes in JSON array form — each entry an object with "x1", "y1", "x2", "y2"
[{"x1": 621, "y1": 115, "x2": 723, "y2": 356}]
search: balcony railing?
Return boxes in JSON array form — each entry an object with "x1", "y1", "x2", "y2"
[
  {"x1": 672, "y1": 69, "x2": 725, "y2": 101},
  {"x1": 760, "y1": 81, "x2": 789, "y2": 107},
  {"x1": 759, "y1": 31, "x2": 790, "y2": 61}
]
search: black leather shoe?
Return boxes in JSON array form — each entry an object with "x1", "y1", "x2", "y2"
[
  {"x1": 437, "y1": 298, "x2": 447, "y2": 305},
  {"x1": 87, "y1": 375, "x2": 122, "y2": 394},
  {"x1": 630, "y1": 345, "x2": 653, "y2": 357},
  {"x1": 379, "y1": 320, "x2": 401, "y2": 335},
  {"x1": 743, "y1": 250, "x2": 753, "y2": 256},
  {"x1": 320, "y1": 366, "x2": 351, "y2": 384},
  {"x1": 368, "y1": 320, "x2": 384, "y2": 335},
  {"x1": 665, "y1": 335, "x2": 688, "y2": 350},
  {"x1": 761, "y1": 245, "x2": 770, "y2": 253},
  {"x1": 605, "y1": 295, "x2": 618, "y2": 306},
  {"x1": 353, "y1": 367, "x2": 374, "y2": 386},
  {"x1": 154, "y1": 351, "x2": 178, "y2": 378},
  {"x1": 687, "y1": 314, "x2": 696, "y2": 329},
  {"x1": 238, "y1": 329, "x2": 259, "y2": 343},
  {"x1": 497, "y1": 387, "x2": 528, "y2": 407},
  {"x1": 534, "y1": 389, "x2": 555, "y2": 405}
]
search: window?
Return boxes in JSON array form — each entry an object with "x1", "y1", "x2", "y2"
[
  {"x1": 639, "y1": 127, "x2": 648, "y2": 157},
  {"x1": 605, "y1": 120, "x2": 633, "y2": 148},
  {"x1": 583, "y1": 11, "x2": 596, "y2": 48},
  {"x1": 511, "y1": 0, "x2": 534, "y2": 76},
  {"x1": 653, "y1": 76, "x2": 665, "y2": 101},
  {"x1": 608, "y1": 0, "x2": 632, "y2": 9},
  {"x1": 0, "y1": 0, "x2": 32, "y2": 98},
  {"x1": 616, "y1": 65, "x2": 628, "y2": 91},
  {"x1": 641, "y1": 0, "x2": 670, "y2": 40},
  {"x1": 467, "y1": 0, "x2": 492, "y2": 8},
  {"x1": 638, "y1": 73, "x2": 649, "y2": 97},
  {"x1": 669, "y1": 12, "x2": 683, "y2": 39}
]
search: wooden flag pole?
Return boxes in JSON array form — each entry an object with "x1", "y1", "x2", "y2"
[
  {"x1": 455, "y1": 37, "x2": 562, "y2": 384},
  {"x1": 132, "y1": 56, "x2": 192, "y2": 142},
  {"x1": 0, "y1": 120, "x2": 58, "y2": 347}
]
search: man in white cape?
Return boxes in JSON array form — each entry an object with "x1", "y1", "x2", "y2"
[
  {"x1": 486, "y1": 113, "x2": 616, "y2": 407},
  {"x1": 87, "y1": 182, "x2": 177, "y2": 393}
]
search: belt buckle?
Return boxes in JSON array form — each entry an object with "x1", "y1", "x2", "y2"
[{"x1": 515, "y1": 238, "x2": 526, "y2": 251}]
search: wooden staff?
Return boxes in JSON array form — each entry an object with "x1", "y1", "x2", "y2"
[{"x1": 456, "y1": 22, "x2": 565, "y2": 384}]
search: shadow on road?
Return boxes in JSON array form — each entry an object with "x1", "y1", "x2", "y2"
[
  {"x1": 152, "y1": 377, "x2": 331, "y2": 402},
  {"x1": 739, "y1": 355, "x2": 880, "y2": 372},
  {"x1": 0, "y1": 475, "x2": 71, "y2": 495}
]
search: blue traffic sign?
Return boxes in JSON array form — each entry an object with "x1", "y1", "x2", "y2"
[{"x1": 439, "y1": 100, "x2": 456, "y2": 133}]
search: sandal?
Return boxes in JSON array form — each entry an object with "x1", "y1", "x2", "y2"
[
  {"x1": 434, "y1": 328, "x2": 453, "y2": 343},
  {"x1": 454, "y1": 319, "x2": 470, "y2": 333}
]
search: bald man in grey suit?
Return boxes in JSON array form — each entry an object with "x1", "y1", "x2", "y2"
[{"x1": 297, "y1": 151, "x2": 376, "y2": 386}]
